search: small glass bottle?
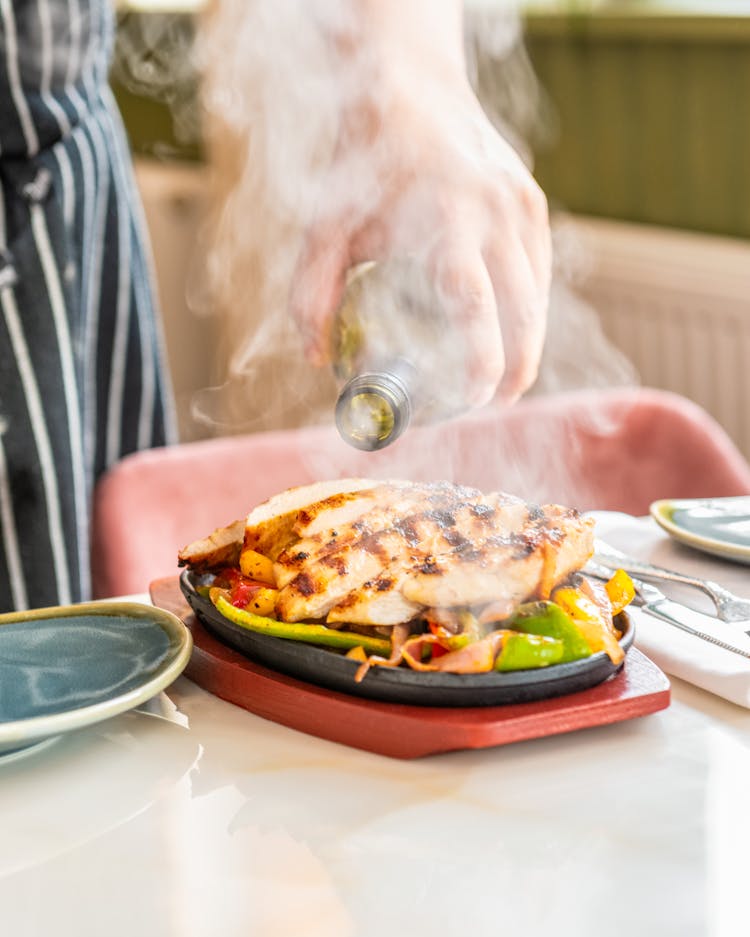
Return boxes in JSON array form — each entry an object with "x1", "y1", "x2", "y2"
[{"x1": 331, "y1": 260, "x2": 468, "y2": 451}]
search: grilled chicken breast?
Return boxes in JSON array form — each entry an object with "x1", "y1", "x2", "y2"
[
  {"x1": 248, "y1": 480, "x2": 594, "y2": 625},
  {"x1": 180, "y1": 479, "x2": 595, "y2": 627}
]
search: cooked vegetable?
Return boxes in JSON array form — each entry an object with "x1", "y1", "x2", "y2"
[
  {"x1": 212, "y1": 591, "x2": 391, "y2": 656},
  {"x1": 239, "y1": 548, "x2": 276, "y2": 585},
  {"x1": 210, "y1": 567, "x2": 278, "y2": 614},
  {"x1": 239, "y1": 587, "x2": 277, "y2": 617},
  {"x1": 509, "y1": 601, "x2": 593, "y2": 663},
  {"x1": 552, "y1": 585, "x2": 624, "y2": 666},
  {"x1": 605, "y1": 568, "x2": 636, "y2": 616},
  {"x1": 400, "y1": 632, "x2": 505, "y2": 673},
  {"x1": 207, "y1": 575, "x2": 631, "y2": 677},
  {"x1": 495, "y1": 633, "x2": 565, "y2": 671}
]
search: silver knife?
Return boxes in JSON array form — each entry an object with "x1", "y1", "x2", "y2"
[
  {"x1": 593, "y1": 538, "x2": 750, "y2": 625},
  {"x1": 586, "y1": 561, "x2": 750, "y2": 660}
]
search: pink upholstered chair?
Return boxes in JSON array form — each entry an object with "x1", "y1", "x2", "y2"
[{"x1": 91, "y1": 387, "x2": 750, "y2": 598}]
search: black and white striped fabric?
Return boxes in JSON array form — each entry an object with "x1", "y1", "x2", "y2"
[{"x1": 0, "y1": 0, "x2": 177, "y2": 612}]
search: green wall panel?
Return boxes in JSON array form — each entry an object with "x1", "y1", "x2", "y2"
[{"x1": 523, "y1": 15, "x2": 750, "y2": 237}]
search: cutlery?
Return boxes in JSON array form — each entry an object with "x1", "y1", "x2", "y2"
[
  {"x1": 593, "y1": 538, "x2": 750, "y2": 625},
  {"x1": 586, "y1": 560, "x2": 750, "y2": 659}
]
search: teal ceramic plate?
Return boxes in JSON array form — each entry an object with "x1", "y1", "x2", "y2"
[
  {"x1": 0, "y1": 601, "x2": 192, "y2": 757},
  {"x1": 650, "y1": 497, "x2": 750, "y2": 565}
]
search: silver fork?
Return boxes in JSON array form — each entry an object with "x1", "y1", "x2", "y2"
[
  {"x1": 593, "y1": 538, "x2": 750, "y2": 624},
  {"x1": 585, "y1": 559, "x2": 750, "y2": 652}
]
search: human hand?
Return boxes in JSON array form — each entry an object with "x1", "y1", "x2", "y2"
[{"x1": 288, "y1": 2, "x2": 551, "y2": 408}]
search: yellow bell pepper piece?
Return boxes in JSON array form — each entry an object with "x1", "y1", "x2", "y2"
[
  {"x1": 239, "y1": 548, "x2": 276, "y2": 585},
  {"x1": 242, "y1": 586, "x2": 278, "y2": 617},
  {"x1": 605, "y1": 568, "x2": 636, "y2": 617},
  {"x1": 552, "y1": 586, "x2": 624, "y2": 665}
]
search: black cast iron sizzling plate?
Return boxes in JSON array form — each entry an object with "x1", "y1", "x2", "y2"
[{"x1": 180, "y1": 570, "x2": 635, "y2": 707}]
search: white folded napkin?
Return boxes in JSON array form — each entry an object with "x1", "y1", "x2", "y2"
[{"x1": 590, "y1": 511, "x2": 750, "y2": 708}]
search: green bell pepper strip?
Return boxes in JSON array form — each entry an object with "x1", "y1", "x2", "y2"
[
  {"x1": 213, "y1": 593, "x2": 391, "y2": 656},
  {"x1": 494, "y1": 632, "x2": 565, "y2": 671},
  {"x1": 509, "y1": 601, "x2": 593, "y2": 663}
]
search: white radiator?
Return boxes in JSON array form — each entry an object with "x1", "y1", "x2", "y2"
[{"x1": 564, "y1": 216, "x2": 750, "y2": 460}]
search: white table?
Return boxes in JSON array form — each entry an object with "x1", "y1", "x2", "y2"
[{"x1": 3, "y1": 517, "x2": 750, "y2": 937}]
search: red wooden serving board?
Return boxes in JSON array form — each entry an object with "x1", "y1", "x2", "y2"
[{"x1": 151, "y1": 577, "x2": 671, "y2": 759}]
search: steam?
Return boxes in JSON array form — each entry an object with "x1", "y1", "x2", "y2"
[
  {"x1": 464, "y1": 1, "x2": 554, "y2": 165},
  {"x1": 464, "y1": 4, "x2": 638, "y2": 410},
  {"x1": 536, "y1": 215, "x2": 639, "y2": 405},
  {"x1": 120, "y1": 1, "x2": 640, "y2": 507},
  {"x1": 187, "y1": 0, "x2": 357, "y2": 432}
]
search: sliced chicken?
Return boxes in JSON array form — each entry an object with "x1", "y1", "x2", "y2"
[
  {"x1": 243, "y1": 478, "x2": 378, "y2": 560},
  {"x1": 274, "y1": 480, "x2": 487, "y2": 590},
  {"x1": 327, "y1": 588, "x2": 422, "y2": 628},
  {"x1": 178, "y1": 478, "x2": 378, "y2": 570},
  {"x1": 323, "y1": 494, "x2": 530, "y2": 625},
  {"x1": 292, "y1": 479, "x2": 422, "y2": 538},
  {"x1": 325, "y1": 504, "x2": 592, "y2": 625},
  {"x1": 274, "y1": 483, "x2": 493, "y2": 621},
  {"x1": 401, "y1": 508, "x2": 594, "y2": 609},
  {"x1": 178, "y1": 518, "x2": 245, "y2": 571}
]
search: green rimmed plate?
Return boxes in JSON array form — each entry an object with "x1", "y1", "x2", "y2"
[
  {"x1": 650, "y1": 497, "x2": 750, "y2": 565},
  {"x1": 0, "y1": 601, "x2": 192, "y2": 758}
]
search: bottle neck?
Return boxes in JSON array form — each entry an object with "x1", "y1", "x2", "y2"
[{"x1": 335, "y1": 366, "x2": 413, "y2": 451}]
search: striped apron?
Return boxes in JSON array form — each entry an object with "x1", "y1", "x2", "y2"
[{"x1": 0, "y1": 0, "x2": 177, "y2": 612}]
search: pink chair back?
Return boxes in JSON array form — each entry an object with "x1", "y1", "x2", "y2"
[{"x1": 92, "y1": 387, "x2": 750, "y2": 597}]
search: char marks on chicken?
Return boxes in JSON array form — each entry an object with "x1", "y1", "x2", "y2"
[
  {"x1": 179, "y1": 479, "x2": 595, "y2": 627},
  {"x1": 241, "y1": 479, "x2": 594, "y2": 625}
]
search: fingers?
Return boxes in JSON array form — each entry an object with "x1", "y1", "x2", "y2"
[
  {"x1": 516, "y1": 177, "x2": 552, "y2": 299},
  {"x1": 430, "y1": 242, "x2": 505, "y2": 408},
  {"x1": 482, "y1": 228, "x2": 548, "y2": 404},
  {"x1": 427, "y1": 170, "x2": 550, "y2": 409},
  {"x1": 288, "y1": 221, "x2": 350, "y2": 366},
  {"x1": 289, "y1": 176, "x2": 551, "y2": 415}
]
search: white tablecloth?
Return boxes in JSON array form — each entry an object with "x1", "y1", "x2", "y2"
[{"x1": 4, "y1": 516, "x2": 750, "y2": 937}]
